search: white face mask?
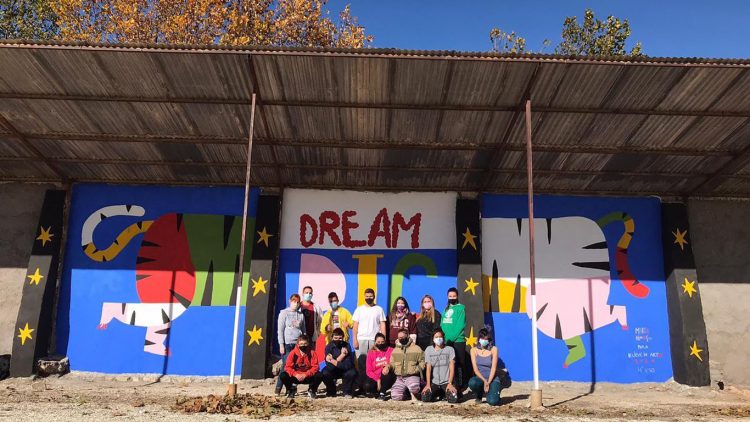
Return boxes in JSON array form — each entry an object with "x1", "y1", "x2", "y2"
[{"x1": 433, "y1": 337, "x2": 444, "y2": 346}]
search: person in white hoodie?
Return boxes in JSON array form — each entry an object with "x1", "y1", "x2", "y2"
[{"x1": 275, "y1": 293, "x2": 305, "y2": 395}]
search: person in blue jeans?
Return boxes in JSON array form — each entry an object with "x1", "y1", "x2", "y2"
[
  {"x1": 275, "y1": 293, "x2": 305, "y2": 395},
  {"x1": 468, "y1": 327, "x2": 511, "y2": 406}
]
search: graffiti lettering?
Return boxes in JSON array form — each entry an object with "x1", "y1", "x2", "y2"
[{"x1": 299, "y1": 209, "x2": 422, "y2": 249}]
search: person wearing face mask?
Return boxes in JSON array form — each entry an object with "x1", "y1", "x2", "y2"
[
  {"x1": 300, "y1": 286, "x2": 324, "y2": 348},
  {"x1": 321, "y1": 328, "x2": 357, "y2": 398},
  {"x1": 275, "y1": 293, "x2": 306, "y2": 395},
  {"x1": 468, "y1": 328, "x2": 510, "y2": 406},
  {"x1": 363, "y1": 333, "x2": 396, "y2": 400},
  {"x1": 415, "y1": 295, "x2": 441, "y2": 351},
  {"x1": 441, "y1": 287, "x2": 467, "y2": 392},
  {"x1": 387, "y1": 296, "x2": 416, "y2": 347},
  {"x1": 279, "y1": 335, "x2": 323, "y2": 399},
  {"x1": 319, "y1": 292, "x2": 353, "y2": 347},
  {"x1": 422, "y1": 328, "x2": 458, "y2": 403},
  {"x1": 386, "y1": 328, "x2": 425, "y2": 402},
  {"x1": 352, "y1": 288, "x2": 387, "y2": 361}
]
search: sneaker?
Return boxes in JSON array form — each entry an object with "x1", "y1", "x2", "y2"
[
  {"x1": 474, "y1": 396, "x2": 482, "y2": 404},
  {"x1": 274, "y1": 386, "x2": 282, "y2": 396},
  {"x1": 378, "y1": 393, "x2": 387, "y2": 401},
  {"x1": 308, "y1": 390, "x2": 317, "y2": 399},
  {"x1": 286, "y1": 387, "x2": 297, "y2": 399},
  {"x1": 343, "y1": 394, "x2": 353, "y2": 399}
]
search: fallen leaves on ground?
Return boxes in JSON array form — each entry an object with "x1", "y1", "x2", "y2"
[{"x1": 174, "y1": 393, "x2": 314, "y2": 419}]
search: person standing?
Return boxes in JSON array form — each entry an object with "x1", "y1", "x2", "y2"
[
  {"x1": 386, "y1": 328, "x2": 425, "y2": 402},
  {"x1": 321, "y1": 328, "x2": 357, "y2": 398},
  {"x1": 300, "y1": 286, "x2": 324, "y2": 347},
  {"x1": 441, "y1": 287, "x2": 467, "y2": 391},
  {"x1": 363, "y1": 333, "x2": 396, "y2": 400},
  {"x1": 275, "y1": 293, "x2": 305, "y2": 395},
  {"x1": 387, "y1": 296, "x2": 416, "y2": 347},
  {"x1": 279, "y1": 335, "x2": 323, "y2": 399},
  {"x1": 468, "y1": 328, "x2": 509, "y2": 406},
  {"x1": 415, "y1": 294, "x2": 441, "y2": 350},
  {"x1": 317, "y1": 291, "x2": 353, "y2": 359},
  {"x1": 422, "y1": 328, "x2": 458, "y2": 403},
  {"x1": 352, "y1": 288, "x2": 387, "y2": 360}
]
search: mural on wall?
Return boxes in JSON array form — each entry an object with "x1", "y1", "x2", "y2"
[
  {"x1": 57, "y1": 184, "x2": 259, "y2": 375},
  {"x1": 481, "y1": 194, "x2": 672, "y2": 383},
  {"x1": 277, "y1": 189, "x2": 458, "y2": 348}
]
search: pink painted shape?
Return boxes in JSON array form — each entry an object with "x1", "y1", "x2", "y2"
[
  {"x1": 299, "y1": 253, "x2": 346, "y2": 313},
  {"x1": 527, "y1": 278, "x2": 627, "y2": 340}
]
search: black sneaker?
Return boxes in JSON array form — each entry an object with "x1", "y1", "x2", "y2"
[
  {"x1": 308, "y1": 390, "x2": 317, "y2": 399},
  {"x1": 378, "y1": 392, "x2": 387, "y2": 401},
  {"x1": 286, "y1": 387, "x2": 296, "y2": 399}
]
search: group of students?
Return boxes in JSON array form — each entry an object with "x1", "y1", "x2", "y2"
[{"x1": 276, "y1": 286, "x2": 511, "y2": 405}]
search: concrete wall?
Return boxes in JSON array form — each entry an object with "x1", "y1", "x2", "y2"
[
  {"x1": 688, "y1": 198, "x2": 750, "y2": 387},
  {"x1": 0, "y1": 183, "x2": 59, "y2": 355}
]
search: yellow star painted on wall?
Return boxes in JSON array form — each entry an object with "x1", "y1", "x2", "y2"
[
  {"x1": 466, "y1": 327, "x2": 477, "y2": 348},
  {"x1": 256, "y1": 227, "x2": 273, "y2": 247},
  {"x1": 689, "y1": 340, "x2": 703, "y2": 362},
  {"x1": 247, "y1": 325, "x2": 263, "y2": 346},
  {"x1": 673, "y1": 228, "x2": 688, "y2": 251},
  {"x1": 464, "y1": 277, "x2": 479, "y2": 295},
  {"x1": 27, "y1": 268, "x2": 44, "y2": 286},
  {"x1": 36, "y1": 226, "x2": 53, "y2": 247},
  {"x1": 682, "y1": 278, "x2": 697, "y2": 298},
  {"x1": 461, "y1": 227, "x2": 477, "y2": 251},
  {"x1": 251, "y1": 276, "x2": 268, "y2": 297},
  {"x1": 18, "y1": 323, "x2": 34, "y2": 346}
]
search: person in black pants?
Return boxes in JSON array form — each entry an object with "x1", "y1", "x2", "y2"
[
  {"x1": 361, "y1": 333, "x2": 396, "y2": 399},
  {"x1": 278, "y1": 335, "x2": 323, "y2": 399},
  {"x1": 321, "y1": 328, "x2": 358, "y2": 398}
]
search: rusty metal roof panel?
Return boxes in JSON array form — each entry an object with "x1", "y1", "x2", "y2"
[
  {"x1": 444, "y1": 61, "x2": 536, "y2": 107},
  {"x1": 548, "y1": 64, "x2": 625, "y2": 109},
  {"x1": 673, "y1": 116, "x2": 748, "y2": 149},
  {"x1": 438, "y1": 111, "x2": 513, "y2": 145},
  {"x1": 626, "y1": 115, "x2": 698, "y2": 147},
  {"x1": 0, "y1": 136, "x2": 32, "y2": 156},
  {"x1": 602, "y1": 66, "x2": 686, "y2": 110},
  {"x1": 657, "y1": 67, "x2": 745, "y2": 111}
]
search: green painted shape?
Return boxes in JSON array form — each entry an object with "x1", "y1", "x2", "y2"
[
  {"x1": 389, "y1": 252, "x2": 438, "y2": 308},
  {"x1": 596, "y1": 211, "x2": 625, "y2": 228},
  {"x1": 184, "y1": 215, "x2": 255, "y2": 306},
  {"x1": 564, "y1": 335, "x2": 586, "y2": 367}
]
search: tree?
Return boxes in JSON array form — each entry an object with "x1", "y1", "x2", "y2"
[
  {"x1": 490, "y1": 9, "x2": 642, "y2": 56},
  {"x1": 556, "y1": 9, "x2": 642, "y2": 56},
  {"x1": 49, "y1": 0, "x2": 371, "y2": 47},
  {"x1": 0, "y1": 0, "x2": 58, "y2": 39}
]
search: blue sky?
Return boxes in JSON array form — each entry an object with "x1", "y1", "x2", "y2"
[{"x1": 328, "y1": 0, "x2": 750, "y2": 58}]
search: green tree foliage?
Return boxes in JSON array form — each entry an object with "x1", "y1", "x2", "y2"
[
  {"x1": 490, "y1": 9, "x2": 643, "y2": 56},
  {"x1": 556, "y1": 9, "x2": 642, "y2": 56},
  {"x1": 0, "y1": 0, "x2": 57, "y2": 40}
]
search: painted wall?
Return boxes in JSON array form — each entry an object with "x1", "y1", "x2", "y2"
[
  {"x1": 0, "y1": 183, "x2": 59, "y2": 355},
  {"x1": 688, "y1": 198, "x2": 750, "y2": 386},
  {"x1": 56, "y1": 184, "x2": 259, "y2": 376},
  {"x1": 277, "y1": 189, "x2": 458, "y2": 342},
  {"x1": 481, "y1": 195, "x2": 672, "y2": 383}
]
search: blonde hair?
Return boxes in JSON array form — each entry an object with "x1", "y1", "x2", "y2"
[{"x1": 417, "y1": 294, "x2": 436, "y2": 323}]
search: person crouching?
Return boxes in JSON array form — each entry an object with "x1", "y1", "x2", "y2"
[
  {"x1": 385, "y1": 328, "x2": 425, "y2": 402},
  {"x1": 321, "y1": 328, "x2": 357, "y2": 398},
  {"x1": 279, "y1": 335, "x2": 323, "y2": 399}
]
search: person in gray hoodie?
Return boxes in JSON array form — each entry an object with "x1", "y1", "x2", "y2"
[{"x1": 275, "y1": 293, "x2": 305, "y2": 395}]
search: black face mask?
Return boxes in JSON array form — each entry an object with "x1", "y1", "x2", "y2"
[
  {"x1": 299, "y1": 345, "x2": 308, "y2": 352},
  {"x1": 334, "y1": 340, "x2": 345, "y2": 347},
  {"x1": 398, "y1": 338, "x2": 409, "y2": 346},
  {"x1": 376, "y1": 343, "x2": 388, "y2": 351},
  {"x1": 365, "y1": 298, "x2": 374, "y2": 305},
  {"x1": 448, "y1": 298, "x2": 458, "y2": 305}
]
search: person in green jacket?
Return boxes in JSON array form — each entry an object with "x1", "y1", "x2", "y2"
[{"x1": 441, "y1": 287, "x2": 467, "y2": 392}]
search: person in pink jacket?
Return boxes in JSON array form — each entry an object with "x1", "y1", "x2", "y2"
[{"x1": 362, "y1": 333, "x2": 396, "y2": 400}]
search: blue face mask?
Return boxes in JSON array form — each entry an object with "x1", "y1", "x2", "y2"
[
  {"x1": 330, "y1": 301, "x2": 339, "y2": 309},
  {"x1": 303, "y1": 293, "x2": 313, "y2": 302},
  {"x1": 479, "y1": 339, "x2": 490, "y2": 348}
]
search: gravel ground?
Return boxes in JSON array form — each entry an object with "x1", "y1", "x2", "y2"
[{"x1": 1, "y1": 372, "x2": 749, "y2": 421}]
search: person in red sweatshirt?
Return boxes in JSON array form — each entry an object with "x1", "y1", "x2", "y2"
[{"x1": 279, "y1": 335, "x2": 323, "y2": 399}]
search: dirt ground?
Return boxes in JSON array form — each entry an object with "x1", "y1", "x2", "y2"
[{"x1": 1, "y1": 372, "x2": 749, "y2": 421}]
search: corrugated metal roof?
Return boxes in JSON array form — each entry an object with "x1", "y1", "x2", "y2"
[{"x1": 0, "y1": 41, "x2": 749, "y2": 198}]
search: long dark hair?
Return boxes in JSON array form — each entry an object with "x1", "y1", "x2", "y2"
[{"x1": 390, "y1": 296, "x2": 410, "y2": 323}]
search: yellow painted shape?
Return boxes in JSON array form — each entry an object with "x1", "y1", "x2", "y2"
[
  {"x1": 84, "y1": 221, "x2": 153, "y2": 262},
  {"x1": 498, "y1": 277, "x2": 527, "y2": 313},
  {"x1": 353, "y1": 254, "x2": 384, "y2": 306}
]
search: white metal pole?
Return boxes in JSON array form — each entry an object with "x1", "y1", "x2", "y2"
[
  {"x1": 229, "y1": 93, "x2": 257, "y2": 391},
  {"x1": 525, "y1": 99, "x2": 543, "y2": 408}
]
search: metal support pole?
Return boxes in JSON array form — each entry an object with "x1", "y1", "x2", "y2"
[
  {"x1": 228, "y1": 93, "x2": 257, "y2": 396},
  {"x1": 525, "y1": 99, "x2": 543, "y2": 409}
]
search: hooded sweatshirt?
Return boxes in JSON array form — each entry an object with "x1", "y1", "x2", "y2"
[
  {"x1": 389, "y1": 339, "x2": 424, "y2": 377},
  {"x1": 366, "y1": 346, "x2": 394, "y2": 381},
  {"x1": 277, "y1": 306, "x2": 305, "y2": 347}
]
